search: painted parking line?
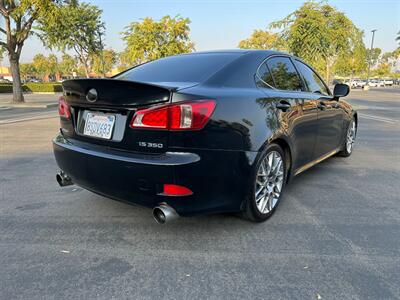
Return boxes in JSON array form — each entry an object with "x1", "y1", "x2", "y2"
[
  {"x1": 359, "y1": 113, "x2": 398, "y2": 124},
  {"x1": 0, "y1": 113, "x2": 58, "y2": 125}
]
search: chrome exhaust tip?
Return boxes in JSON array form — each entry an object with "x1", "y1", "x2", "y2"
[
  {"x1": 56, "y1": 171, "x2": 73, "y2": 187},
  {"x1": 153, "y1": 204, "x2": 178, "y2": 224}
]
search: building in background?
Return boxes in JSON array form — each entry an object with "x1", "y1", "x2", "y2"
[{"x1": 0, "y1": 66, "x2": 12, "y2": 81}]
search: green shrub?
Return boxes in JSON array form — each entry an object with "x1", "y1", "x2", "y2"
[
  {"x1": 23, "y1": 83, "x2": 63, "y2": 93},
  {"x1": 0, "y1": 82, "x2": 63, "y2": 93},
  {"x1": 0, "y1": 84, "x2": 13, "y2": 93}
]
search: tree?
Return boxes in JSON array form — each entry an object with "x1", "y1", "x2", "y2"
[
  {"x1": 270, "y1": 1, "x2": 364, "y2": 83},
  {"x1": 373, "y1": 63, "x2": 391, "y2": 77},
  {"x1": 20, "y1": 63, "x2": 36, "y2": 81},
  {"x1": 238, "y1": 30, "x2": 286, "y2": 50},
  {"x1": 334, "y1": 28, "x2": 367, "y2": 78},
  {"x1": 396, "y1": 31, "x2": 400, "y2": 46},
  {"x1": 37, "y1": 1, "x2": 105, "y2": 78},
  {"x1": 366, "y1": 48, "x2": 381, "y2": 68},
  {"x1": 120, "y1": 15, "x2": 194, "y2": 66},
  {"x1": 91, "y1": 49, "x2": 117, "y2": 77},
  {"x1": 32, "y1": 54, "x2": 48, "y2": 81},
  {"x1": 47, "y1": 54, "x2": 59, "y2": 81},
  {"x1": 59, "y1": 54, "x2": 77, "y2": 78},
  {"x1": 0, "y1": 0, "x2": 59, "y2": 103},
  {"x1": 393, "y1": 48, "x2": 400, "y2": 60}
]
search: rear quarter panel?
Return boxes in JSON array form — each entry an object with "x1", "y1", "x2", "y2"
[{"x1": 168, "y1": 86, "x2": 279, "y2": 152}]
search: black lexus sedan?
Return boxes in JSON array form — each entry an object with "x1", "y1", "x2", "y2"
[{"x1": 53, "y1": 50, "x2": 356, "y2": 224}]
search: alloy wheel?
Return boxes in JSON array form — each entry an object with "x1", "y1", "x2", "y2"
[
  {"x1": 255, "y1": 151, "x2": 284, "y2": 214},
  {"x1": 346, "y1": 120, "x2": 356, "y2": 153}
]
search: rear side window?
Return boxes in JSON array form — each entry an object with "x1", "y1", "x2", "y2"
[
  {"x1": 257, "y1": 63, "x2": 275, "y2": 87},
  {"x1": 265, "y1": 57, "x2": 302, "y2": 91},
  {"x1": 295, "y1": 60, "x2": 330, "y2": 95},
  {"x1": 116, "y1": 53, "x2": 242, "y2": 83}
]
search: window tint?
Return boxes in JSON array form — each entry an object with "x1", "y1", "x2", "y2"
[
  {"x1": 265, "y1": 57, "x2": 302, "y2": 91},
  {"x1": 115, "y1": 53, "x2": 241, "y2": 83},
  {"x1": 257, "y1": 63, "x2": 274, "y2": 87},
  {"x1": 295, "y1": 60, "x2": 329, "y2": 95}
]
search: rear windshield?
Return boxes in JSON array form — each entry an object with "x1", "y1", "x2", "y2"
[{"x1": 115, "y1": 53, "x2": 241, "y2": 83}]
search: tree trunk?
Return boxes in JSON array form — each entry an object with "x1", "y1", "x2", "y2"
[
  {"x1": 84, "y1": 63, "x2": 90, "y2": 78},
  {"x1": 9, "y1": 55, "x2": 24, "y2": 103},
  {"x1": 325, "y1": 61, "x2": 330, "y2": 85},
  {"x1": 80, "y1": 52, "x2": 90, "y2": 78}
]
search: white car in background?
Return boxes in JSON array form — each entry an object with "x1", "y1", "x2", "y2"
[
  {"x1": 383, "y1": 78, "x2": 393, "y2": 86},
  {"x1": 368, "y1": 79, "x2": 385, "y2": 87},
  {"x1": 345, "y1": 79, "x2": 366, "y2": 88},
  {"x1": 357, "y1": 80, "x2": 368, "y2": 88}
]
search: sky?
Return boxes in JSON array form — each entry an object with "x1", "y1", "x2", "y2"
[{"x1": 16, "y1": 0, "x2": 400, "y2": 64}]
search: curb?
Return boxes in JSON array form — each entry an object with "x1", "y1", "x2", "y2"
[
  {"x1": 0, "y1": 114, "x2": 58, "y2": 125},
  {"x1": 0, "y1": 92, "x2": 62, "y2": 95},
  {"x1": 0, "y1": 103, "x2": 58, "y2": 109}
]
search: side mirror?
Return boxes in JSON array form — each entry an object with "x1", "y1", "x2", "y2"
[{"x1": 333, "y1": 83, "x2": 350, "y2": 100}]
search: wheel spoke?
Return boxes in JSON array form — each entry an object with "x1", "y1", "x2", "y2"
[
  {"x1": 274, "y1": 159, "x2": 282, "y2": 176},
  {"x1": 260, "y1": 194, "x2": 269, "y2": 213},
  {"x1": 255, "y1": 185, "x2": 265, "y2": 198},
  {"x1": 274, "y1": 183, "x2": 282, "y2": 192},
  {"x1": 267, "y1": 195, "x2": 273, "y2": 211},
  {"x1": 263, "y1": 157, "x2": 270, "y2": 174},
  {"x1": 259, "y1": 161, "x2": 266, "y2": 176},
  {"x1": 268, "y1": 152, "x2": 274, "y2": 170}
]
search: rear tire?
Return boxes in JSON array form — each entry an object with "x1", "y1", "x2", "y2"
[
  {"x1": 338, "y1": 118, "x2": 356, "y2": 157},
  {"x1": 242, "y1": 143, "x2": 287, "y2": 222}
]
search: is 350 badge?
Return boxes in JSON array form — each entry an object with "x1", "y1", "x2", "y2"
[{"x1": 138, "y1": 142, "x2": 164, "y2": 149}]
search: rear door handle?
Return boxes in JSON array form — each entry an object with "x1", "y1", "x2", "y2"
[{"x1": 276, "y1": 101, "x2": 291, "y2": 111}]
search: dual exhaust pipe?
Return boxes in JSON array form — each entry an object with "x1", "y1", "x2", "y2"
[{"x1": 56, "y1": 171, "x2": 178, "y2": 224}]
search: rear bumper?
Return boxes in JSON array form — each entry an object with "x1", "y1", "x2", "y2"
[{"x1": 53, "y1": 134, "x2": 256, "y2": 216}]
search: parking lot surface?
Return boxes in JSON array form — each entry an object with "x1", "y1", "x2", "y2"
[{"x1": 0, "y1": 88, "x2": 399, "y2": 299}]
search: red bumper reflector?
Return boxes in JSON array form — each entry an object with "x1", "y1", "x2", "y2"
[
  {"x1": 58, "y1": 96, "x2": 71, "y2": 119},
  {"x1": 163, "y1": 184, "x2": 193, "y2": 196}
]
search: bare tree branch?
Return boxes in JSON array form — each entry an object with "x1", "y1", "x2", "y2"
[
  {"x1": 17, "y1": 15, "x2": 36, "y2": 43},
  {"x1": 4, "y1": 14, "x2": 13, "y2": 50},
  {"x1": 0, "y1": 2, "x2": 9, "y2": 17}
]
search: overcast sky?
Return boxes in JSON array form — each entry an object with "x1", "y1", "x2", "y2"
[{"x1": 14, "y1": 0, "x2": 400, "y2": 64}]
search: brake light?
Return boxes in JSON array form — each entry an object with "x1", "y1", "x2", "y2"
[
  {"x1": 130, "y1": 100, "x2": 216, "y2": 130},
  {"x1": 163, "y1": 184, "x2": 193, "y2": 196},
  {"x1": 58, "y1": 96, "x2": 71, "y2": 119}
]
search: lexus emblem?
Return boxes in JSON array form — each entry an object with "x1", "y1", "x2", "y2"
[{"x1": 86, "y1": 88, "x2": 98, "y2": 102}]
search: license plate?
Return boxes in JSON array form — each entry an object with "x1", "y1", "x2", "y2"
[{"x1": 83, "y1": 112, "x2": 115, "y2": 139}]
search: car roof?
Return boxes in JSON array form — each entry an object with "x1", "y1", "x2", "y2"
[{"x1": 179, "y1": 49, "x2": 287, "y2": 56}]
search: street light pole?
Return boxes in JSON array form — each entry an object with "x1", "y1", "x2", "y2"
[{"x1": 367, "y1": 29, "x2": 377, "y2": 83}]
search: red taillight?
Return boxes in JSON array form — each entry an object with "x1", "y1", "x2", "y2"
[
  {"x1": 131, "y1": 105, "x2": 168, "y2": 129},
  {"x1": 163, "y1": 184, "x2": 193, "y2": 196},
  {"x1": 130, "y1": 100, "x2": 216, "y2": 131},
  {"x1": 58, "y1": 96, "x2": 71, "y2": 119}
]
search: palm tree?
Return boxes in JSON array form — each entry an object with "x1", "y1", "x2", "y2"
[{"x1": 397, "y1": 31, "x2": 400, "y2": 45}]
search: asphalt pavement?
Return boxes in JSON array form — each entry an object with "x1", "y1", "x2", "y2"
[{"x1": 0, "y1": 87, "x2": 399, "y2": 299}]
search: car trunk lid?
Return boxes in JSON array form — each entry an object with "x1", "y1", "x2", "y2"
[
  {"x1": 60, "y1": 79, "x2": 189, "y2": 154},
  {"x1": 62, "y1": 78, "x2": 174, "y2": 109}
]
